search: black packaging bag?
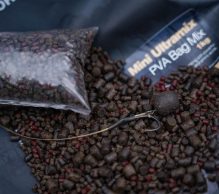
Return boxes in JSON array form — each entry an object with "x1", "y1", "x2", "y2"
[{"x1": 0, "y1": 1, "x2": 219, "y2": 194}]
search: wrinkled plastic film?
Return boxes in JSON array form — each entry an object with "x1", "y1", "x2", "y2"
[{"x1": 0, "y1": 27, "x2": 98, "y2": 115}]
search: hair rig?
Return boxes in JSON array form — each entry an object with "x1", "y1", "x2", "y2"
[{"x1": 2, "y1": 91, "x2": 179, "y2": 141}]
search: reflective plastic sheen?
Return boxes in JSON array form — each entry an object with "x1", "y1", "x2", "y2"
[{"x1": 0, "y1": 27, "x2": 98, "y2": 115}]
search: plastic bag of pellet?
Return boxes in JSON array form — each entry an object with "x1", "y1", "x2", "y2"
[{"x1": 0, "y1": 27, "x2": 98, "y2": 115}]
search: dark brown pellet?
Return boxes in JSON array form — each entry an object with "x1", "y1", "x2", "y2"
[
  {"x1": 84, "y1": 154, "x2": 97, "y2": 167},
  {"x1": 183, "y1": 174, "x2": 194, "y2": 186},
  {"x1": 45, "y1": 165, "x2": 56, "y2": 175},
  {"x1": 128, "y1": 77, "x2": 137, "y2": 87},
  {"x1": 128, "y1": 101, "x2": 138, "y2": 112},
  {"x1": 73, "y1": 152, "x2": 85, "y2": 166},
  {"x1": 178, "y1": 157, "x2": 192, "y2": 166},
  {"x1": 171, "y1": 145, "x2": 179, "y2": 157},
  {"x1": 62, "y1": 180, "x2": 74, "y2": 190},
  {"x1": 204, "y1": 161, "x2": 216, "y2": 172},
  {"x1": 123, "y1": 164, "x2": 136, "y2": 178},
  {"x1": 25, "y1": 154, "x2": 33, "y2": 162},
  {"x1": 115, "y1": 177, "x2": 126, "y2": 190},
  {"x1": 103, "y1": 64, "x2": 114, "y2": 72},
  {"x1": 92, "y1": 67, "x2": 102, "y2": 77},
  {"x1": 104, "y1": 72, "x2": 115, "y2": 81},
  {"x1": 10, "y1": 136, "x2": 20, "y2": 142},
  {"x1": 181, "y1": 120, "x2": 195, "y2": 131},
  {"x1": 196, "y1": 172, "x2": 206, "y2": 186},
  {"x1": 46, "y1": 180, "x2": 58, "y2": 193},
  {"x1": 118, "y1": 147, "x2": 130, "y2": 161},
  {"x1": 90, "y1": 145, "x2": 102, "y2": 160},
  {"x1": 180, "y1": 111, "x2": 190, "y2": 122},
  {"x1": 105, "y1": 152, "x2": 117, "y2": 163},
  {"x1": 207, "y1": 174, "x2": 216, "y2": 182},
  {"x1": 150, "y1": 158, "x2": 159, "y2": 168},
  {"x1": 94, "y1": 79, "x2": 105, "y2": 89},
  {"x1": 209, "y1": 138, "x2": 217, "y2": 151},
  {"x1": 106, "y1": 89, "x2": 117, "y2": 100},
  {"x1": 102, "y1": 186, "x2": 116, "y2": 194},
  {"x1": 187, "y1": 165, "x2": 200, "y2": 174},
  {"x1": 68, "y1": 172, "x2": 81, "y2": 182},
  {"x1": 98, "y1": 167, "x2": 112, "y2": 178},
  {"x1": 166, "y1": 116, "x2": 177, "y2": 130},
  {"x1": 171, "y1": 167, "x2": 186, "y2": 178},
  {"x1": 185, "y1": 146, "x2": 195, "y2": 156},
  {"x1": 157, "y1": 171, "x2": 166, "y2": 182},
  {"x1": 118, "y1": 132, "x2": 129, "y2": 145}
]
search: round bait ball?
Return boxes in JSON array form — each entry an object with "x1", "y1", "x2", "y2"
[{"x1": 152, "y1": 91, "x2": 179, "y2": 115}]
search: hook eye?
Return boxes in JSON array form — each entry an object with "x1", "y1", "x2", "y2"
[
  {"x1": 143, "y1": 114, "x2": 161, "y2": 132},
  {"x1": 125, "y1": 110, "x2": 161, "y2": 132}
]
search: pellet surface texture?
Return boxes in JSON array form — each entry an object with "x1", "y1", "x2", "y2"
[{"x1": 1, "y1": 47, "x2": 219, "y2": 194}]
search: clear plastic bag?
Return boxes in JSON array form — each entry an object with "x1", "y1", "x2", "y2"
[{"x1": 0, "y1": 27, "x2": 98, "y2": 115}]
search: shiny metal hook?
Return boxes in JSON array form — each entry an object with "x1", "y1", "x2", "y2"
[
  {"x1": 106, "y1": 110, "x2": 160, "y2": 132},
  {"x1": 1, "y1": 110, "x2": 161, "y2": 141}
]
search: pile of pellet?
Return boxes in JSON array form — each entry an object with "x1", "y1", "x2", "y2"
[{"x1": 0, "y1": 47, "x2": 219, "y2": 194}]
